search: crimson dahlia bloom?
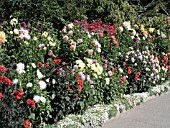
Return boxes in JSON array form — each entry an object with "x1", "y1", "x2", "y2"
[
  {"x1": 53, "y1": 59, "x2": 61, "y2": 65},
  {"x1": 128, "y1": 67, "x2": 132, "y2": 74},
  {"x1": 77, "y1": 85, "x2": 82, "y2": 92},
  {"x1": 26, "y1": 99, "x2": 32, "y2": 105},
  {"x1": 13, "y1": 89, "x2": 24, "y2": 100},
  {"x1": 76, "y1": 94, "x2": 79, "y2": 99},
  {"x1": 77, "y1": 79, "x2": 83, "y2": 85},
  {"x1": 31, "y1": 101, "x2": 35, "y2": 108},
  {"x1": 37, "y1": 62, "x2": 42, "y2": 66},
  {"x1": 75, "y1": 74, "x2": 79, "y2": 79},
  {"x1": 0, "y1": 92, "x2": 2, "y2": 100},
  {"x1": 66, "y1": 85, "x2": 71, "y2": 90},
  {"x1": 123, "y1": 62, "x2": 126, "y2": 66},
  {"x1": 24, "y1": 120, "x2": 30, "y2": 128},
  {"x1": 44, "y1": 62, "x2": 49, "y2": 68},
  {"x1": 134, "y1": 77, "x2": 138, "y2": 81},
  {"x1": 0, "y1": 65, "x2": 6, "y2": 72},
  {"x1": 3, "y1": 77, "x2": 12, "y2": 86}
]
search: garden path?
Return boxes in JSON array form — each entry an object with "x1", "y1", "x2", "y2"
[{"x1": 102, "y1": 92, "x2": 170, "y2": 128}]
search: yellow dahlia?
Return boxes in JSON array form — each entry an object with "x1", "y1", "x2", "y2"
[{"x1": 0, "y1": 31, "x2": 7, "y2": 44}]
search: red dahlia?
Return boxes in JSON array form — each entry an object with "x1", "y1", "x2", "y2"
[
  {"x1": 0, "y1": 65, "x2": 6, "y2": 72},
  {"x1": 53, "y1": 59, "x2": 61, "y2": 65},
  {"x1": 3, "y1": 77, "x2": 12, "y2": 86},
  {"x1": 0, "y1": 92, "x2": 2, "y2": 100},
  {"x1": 77, "y1": 79, "x2": 83, "y2": 85},
  {"x1": 77, "y1": 85, "x2": 82, "y2": 92},
  {"x1": 44, "y1": 62, "x2": 49, "y2": 68},
  {"x1": 37, "y1": 62, "x2": 42, "y2": 66},
  {"x1": 24, "y1": 120, "x2": 30, "y2": 128}
]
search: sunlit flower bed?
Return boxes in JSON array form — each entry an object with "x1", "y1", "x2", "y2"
[{"x1": 0, "y1": 18, "x2": 170, "y2": 127}]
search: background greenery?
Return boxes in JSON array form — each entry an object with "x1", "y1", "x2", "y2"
[{"x1": 0, "y1": 0, "x2": 169, "y2": 30}]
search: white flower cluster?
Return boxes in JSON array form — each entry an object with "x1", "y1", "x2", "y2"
[
  {"x1": 55, "y1": 116, "x2": 83, "y2": 128},
  {"x1": 26, "y1": 82, "x2": 33, "y2": 87},
  {"x1": 114, "y1": 101, "x2": 126, "y2": 114},
  {"x1": 80, "y1": 104, "x2": 111, "y2": 128},
  {"x1": 16, "y1": 63, "x2": 25, "y2": 74},
  {"x1": 17, "y1": 28, "x2": 31, "y2": 40},
  {"x1": 121, "y1": 21, "x2": 140, "y2": 41},
  {"x1": 12, "y1": 78, "x2": 18, "y2": 84},
  {"x1": 31, "y1": 63, "x2": 36, "y2": 68},
  {"x1": 33, "y1": 95, "x2": 46, "y2": 103},
  {"x1": 37, "y1": 69, "x2": 44, "y2": 79},
  {"x1": 10, "y1": 18, "x2": 18, "y2": 26},
  {"x1": 39, "y1": 80, "x2": 47, "y2": 90}
]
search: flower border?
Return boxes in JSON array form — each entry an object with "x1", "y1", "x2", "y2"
[{"x1": 48, "y1": 80, "x2": 170, "y2": 128}]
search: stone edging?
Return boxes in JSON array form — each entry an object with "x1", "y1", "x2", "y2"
[{"x1": 51, "y1": 80, "x2": 170, "y2": 128}]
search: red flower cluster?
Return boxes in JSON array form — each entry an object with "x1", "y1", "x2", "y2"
[
  {"x1": 0, "y1": 76, "x2": 12, "y2": 86},
  {"x1": 107, "y1": 43, "x2": 111, "y2": 47},
  {"x1": 77, "y1": 85, "x2": 82, "y2": 92},
  {"x1": 99, "y1": 32, "x2": 104, "y2": 38},
  {"x1": 128, "y1": 67, "x2": 132, "y2": 74},
  {"x1": 113, "y1": 41, "x2": 119, "y2": 46},
  {"x1": 53, "y1": 59, "x2": 61, "y2": 65},
  {"x1": 66, "y1": 85, "x2": 71, "y2": 91},
  {"x1": 77, "y1": 79, "x2": 83, "y2": 85},
  {"x1": 77, "y1": 79, "x2": 83, "y2": 92},
  {"x1": 75, "y1": 74, "x2": 79, "y2": 79},
  {"x1": 13, "y1": 89, "x2": 24, "y2": 100},
  {"x1": 0, "y1": 65, "x2": 6, "y2": 72},
  {"x1": 44, "y1": 62, "x2": 49, "y2": 68},
  {"x1": 26, "y1": 99, "x2": 35, "y2": 108},
  {"x1": 168, "y1": 66, "x2": 170, "y2": 71},
  {"x1": 161, "y1": 54, "x2": 169, "y2": 66},
  {"x1": 134, "y1": 72, "x2": 141, "y2": 81},
  {"x1": 80, "y1": 19, "x2": 116, "y2": 36},
  {"x1": 24, "y1": 120, "x2": 30, "y2": 128},
  {"x1": 37, "y1": 62, "x2": 42, "y2": 66},
  {"x1": 3, "y1": 77, "x2": 12, "y2": 86},
  {"x1": 118, "y1": 76, "x2": 126, "y2": 85},
  {"x1": 76, "y1": 94, "x2": 79, "y2": 99},
  {"x1": 0, "y1": 92, "x2": 2, "y2": 100},
  {"x1": 123, "y1": 62, "x2": 126, "y2": 66}
]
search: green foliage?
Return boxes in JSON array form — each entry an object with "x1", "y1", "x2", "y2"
[
  {"x1": 0, "y1": 0, "x2": 169, "y2": 31},
  {"x1": 0, "y1": 90, "x2": 28, "y2": 127},
  {"x1": 0, "y1": 0, "x2": 138, "y2": 30},
  {"x1": 0, "y1": 64, "x2": 29, "y2": 127}
]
